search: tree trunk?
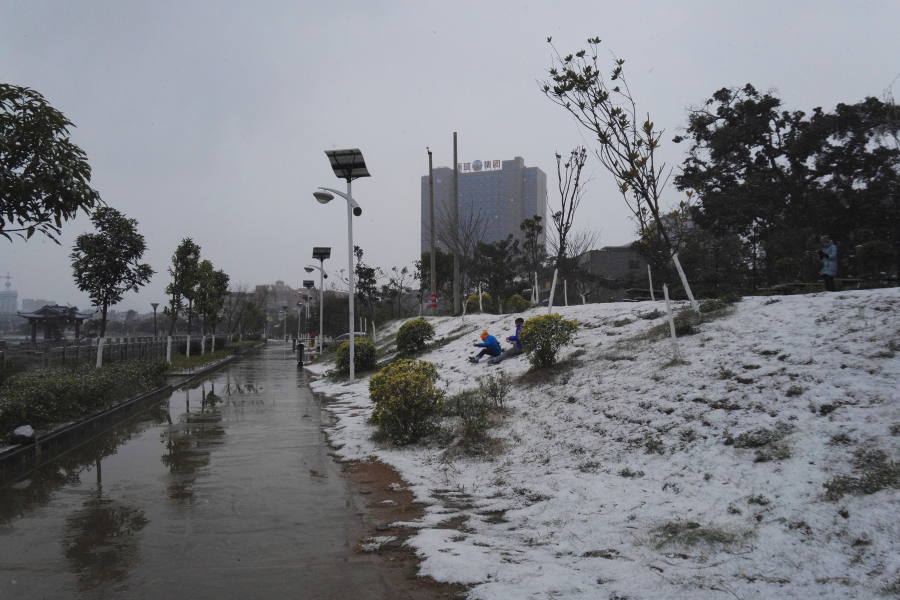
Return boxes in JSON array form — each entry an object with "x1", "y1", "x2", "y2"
[{"x1": 100, "y1": 302, "x2": 109, "y2": 338}]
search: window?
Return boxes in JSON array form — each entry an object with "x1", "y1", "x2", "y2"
[{"x1": 628, "y1": 260, "x2": 640, "y2": 270}]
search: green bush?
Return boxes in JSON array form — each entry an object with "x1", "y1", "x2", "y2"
[
  {"x1": 854, "y1": 240, "x2": 896, "y2": 278},
  {"x1": 335, "y1": 337, "x2": 377, "y2": 374},
  {"x1": 395, "y1": 318, "x2": 435, "y2": 355},
  {"x1": 699, "y1": 299, "x2": 728, "y2": 313},
  {"x1": 467, "y1": 292, "x2": 494, "y2": 313},
  {"x1": 505, "y1": 294, "x2": 531, "y2": 313},
  {"x1": 368, "y1": 359, "x2": 444, "y2": 445},
  {"x1": 519, "y1": 314, "x2": 579, "y2": 368},
  {"x1": 0, "y1": 360, "x2": 168, "y2": 435}
]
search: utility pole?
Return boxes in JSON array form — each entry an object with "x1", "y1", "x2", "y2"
[
  {"x1": 452, "y1": 132, "x2": 460, "y2": 315},
  {"x1": 428, "y1": 147, "x2": 437, "y2": 316}
]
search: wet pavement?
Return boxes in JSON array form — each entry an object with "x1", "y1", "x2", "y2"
[{"x1": 0, "y1": 345, "x2": 390, "y2": 599}]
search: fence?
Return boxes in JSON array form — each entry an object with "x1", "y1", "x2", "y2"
[{"x1": 0, "y1": 334, "x2": 246, "y2": 370}]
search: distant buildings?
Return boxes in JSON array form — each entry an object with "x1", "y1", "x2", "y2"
[
  {"x1": 421, "y1": 156, "x2": 547, "y2": 254},
  {"x1": 0, "y1": 279, "x2": 16, "y2": 314},
  {"x1": 579, "y1": 244, "x2": 649, "y2": 302},
  {"x1": 21, "y1": 298, "x2": 57, "y2": 312}
]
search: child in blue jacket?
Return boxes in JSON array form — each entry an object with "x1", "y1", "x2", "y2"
[
  {"x1": 469, "y1": 330, "x2": 501, "y2": 363},
  {"x1": 487, "y1": 317, "x2": 525, "y2": 365}
]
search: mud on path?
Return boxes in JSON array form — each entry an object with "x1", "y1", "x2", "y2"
[{"x1": 313, "y1": 386, "x2": 468, "y2": 599}]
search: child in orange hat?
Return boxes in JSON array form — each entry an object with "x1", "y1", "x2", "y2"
[{"x1": 469, "y1": 330, "x2": 502, "y2": 363}]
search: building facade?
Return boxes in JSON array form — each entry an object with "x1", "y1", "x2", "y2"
[
  {"x1": 421, "y1": 156, "x2": 547, "y2": 254},
  {"x1": 0, "y1": 282, "x2": 16, "y2": 314},
  {"x1": 579, "y1": 244, "x2": 649, "y2": 302}
]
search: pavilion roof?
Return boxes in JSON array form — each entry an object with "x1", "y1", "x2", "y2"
[{"x1": 17, "y1": 305, "x2": 95, "y2": 320}]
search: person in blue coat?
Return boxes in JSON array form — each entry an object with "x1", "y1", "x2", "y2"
[
  {"x1": 487, "y1": 317, "x2": 525, "y2": 365},
  {"x1": 469, "y1": 330, "x2": 501, "y2": 363},
  {"x1": 819, "y1": 235, "x2": 838, "y2": 292}
]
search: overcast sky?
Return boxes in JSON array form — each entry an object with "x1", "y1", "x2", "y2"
[{"x1": 2, "y1": 0, "x2": 898, "y2": 313}]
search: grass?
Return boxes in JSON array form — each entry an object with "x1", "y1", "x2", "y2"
[
  {"x1": 516, "y1": 357, "x2": 581, "y2": 387},
  {"x1": 724, "y1": 423, "x2": 794, "y2": 462},
  {"x1": 823, "y1": 449, "x2": 900, "y2": 500},
  {"x1": 168, "y1": 350, "x2": 232, "y2": 373},
  {"x1": 644, "y1": 438, "x2": 665, "y2": 455},
  {"x1": 618, "y1": 468, "x2": 644, "y2": 478},
  {"x1": 649, "y1": 521, "x2": 750, "y2": 550}
]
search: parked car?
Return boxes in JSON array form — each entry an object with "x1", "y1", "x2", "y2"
[{"x1": 323, "y1": 332, "x2": 366, "y2": 349}]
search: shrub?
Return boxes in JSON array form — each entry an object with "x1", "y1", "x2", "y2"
[
  {"x1": 0, "y1": 360, "x2": 168, "y2": 435},
  {"x1": 774, "y1": 257, "x2": 800, "y2": 283},
  {"x1": 478, "y1": 371, "x2": 511, "y2": 408},
  {"x1": 335, "y1": 337, "x2": 377, "y2": 374},
  {"x1": 395, "y1": 318, "x2": 435, "y2": 355},
  {"x1": 639, "y1": 309, "x2": 664, "y2": 320},
  {"x1": 673, "y1": 318, "x2": 696, "y2": 336},
  {"x1": 455, "y1": 389, "x2": 492, "y2": 440},
  {"x1": 505, "y1": 294, "x2": 531, "y2": 313},
  {"x1": 368, "y1": 359, "x2": 444, "y2": 444},
  {"x1": 466, "y1": 292, "x2": 494, "y2": 313},
  {"x1": 519, "y1": 314, "x2": 579, "y2": 368},
  {"x1": 854, "y1": 240, "x2": 895, "y2": 278},
  {"x1": 699, "y1": 299, "x2": 728, "y2": 313}
]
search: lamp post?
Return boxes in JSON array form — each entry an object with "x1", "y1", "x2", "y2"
[
  {"x1": 302, "y1": 280, "x2": 315, "y2": 320},
  {"x1": 305, "y1": 254, "x2": 329, "y2": 355},
  {"x1": 151, "y1": 303, "x2": 159, "y2": 337},
  {"x1": 314, "y1": 148, "x2": 370, "y2": 383}
]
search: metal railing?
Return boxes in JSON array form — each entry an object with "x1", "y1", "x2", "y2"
[{"x1": 0, "y1": 334, "x2": 248, "y2": 369}]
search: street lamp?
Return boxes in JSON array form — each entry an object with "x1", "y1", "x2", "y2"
[
  {"x1": 150, "y1": 303, "x2": 159, "y2": 337},
  {"x1": 302, "y1": 280, "x2": 315, "y2": 320},
  {"x1": 305, "y1": 249, "x2": 330, "y2": 355},
  {"x1": 315, "y1": 148, "x2": 370, "y2": 383}
]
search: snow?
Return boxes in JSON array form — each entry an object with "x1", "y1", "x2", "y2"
[
  {"x1": 307, "y1": 289, "x2": 900, "y2": 599},
  {"x1": 13, "y1": 425, "x2": 34, "y2": 438},
  {"x1": 360, "y1": 535, "x2": 397, "y2": 552}
]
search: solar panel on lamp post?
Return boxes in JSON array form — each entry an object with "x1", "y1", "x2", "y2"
[{"x1": 314, "y1": 148, "x2": 370, "y2": 383}]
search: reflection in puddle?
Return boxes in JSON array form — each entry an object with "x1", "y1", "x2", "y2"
[
  {"x1": 0, "y1": 403, "x2": 169, "y2": 525},
  {"x1": 62, "y1": 486, "x2": 148, "y2": 590},
  {"x1": 161, "y1": 386, "x2": 226, "y2": 502}
]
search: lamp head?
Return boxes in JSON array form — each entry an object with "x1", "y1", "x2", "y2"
[
  {"x1": 313, "y1": 191, "x2": 334, "y2": 204},
  {"x1": 304, "y1": 267, "x2": 314, "y2": 273},
  {"x1": 353, "y1": 206, "x2": 362, "y2": 217}
]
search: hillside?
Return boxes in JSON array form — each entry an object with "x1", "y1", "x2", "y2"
[{"x1": 307, "y1": 289, "x2": 900, "y2": 599}]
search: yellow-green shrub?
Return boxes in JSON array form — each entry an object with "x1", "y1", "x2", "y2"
[
  {"x1": 368, "y1": 359, "x2": 444, "y2": 444},
  {"x1": 519, "y1": 313, "x2": 579, "y2": 368},
  {"x1": 505, "y1": 294, "x2": 531, "y2": 313},
  {"x1": 336, "y1": 337, "x2": 377, "y2": 374},
  {"x1": 466, "y1": 292, "x2": 494, "y2": 313},
  {"x1": 395, "y1": 318, "x2": 435, "y2": 355}
]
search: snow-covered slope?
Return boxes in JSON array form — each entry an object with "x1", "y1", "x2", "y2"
[{"x1": 307, "y1": 289, "x2": 900, "y2": 599}]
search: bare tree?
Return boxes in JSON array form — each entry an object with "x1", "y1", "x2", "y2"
[
  {"x1": 541, "y1": 37, "x2": 683, "y2": 270},
  {"x1": 384, "y1": 265, "x2": 416, "y2": 319},
  {"x1": 436, "y1": 203, "x2": 489, "y2": 299},
  {"x1": 545, "y1": 147, "x2": 590, "y2": 308},
  {"x1": 563, "y1": 228, "x2": 602, "y2": 304}
]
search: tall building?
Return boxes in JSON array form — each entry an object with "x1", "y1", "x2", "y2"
[
  {"x1": 421, "y1": 156, "x2": 547, "y2": 254},
  {"x1": 0, "y1": 275, "x2": 17, "y2": 314}
]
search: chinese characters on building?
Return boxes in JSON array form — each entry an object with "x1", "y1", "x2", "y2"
[{"x1": 457, "y1": 160, "x2": 502, "y2": 172}]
